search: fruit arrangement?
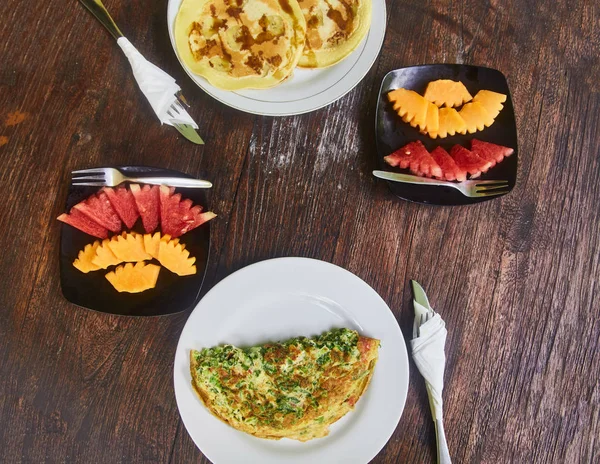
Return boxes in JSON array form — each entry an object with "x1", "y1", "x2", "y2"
[
  {"x1": 59, "y1": 184, "x2": 215, "y2": 293},
  {"x1": 73, "y1": 231, "x2": 197, "y2": 292},
  {"x1": 384, "y1": 139, "x2": 514, "y2": 180},
  {"x1": 387, "y1": 79, "x2": 507, "y2": 139},
  {"x1": 58, "y1": 184, "x2": 215, "y2": 238}
]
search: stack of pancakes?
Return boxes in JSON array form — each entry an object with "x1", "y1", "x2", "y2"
[{"x1": 175, "y1": 0, "x2": 372, "y2": 90}]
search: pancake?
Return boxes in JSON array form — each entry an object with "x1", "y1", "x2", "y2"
[
  {"x1": 190, "y1": 328, "x2": 379, "y2": 441},
  {"x1": 175, "y1": 0, "x2": 307, "y2": 90},
  {"x1": 297, "y1": 0, "x2": 371, "y2": 68}
]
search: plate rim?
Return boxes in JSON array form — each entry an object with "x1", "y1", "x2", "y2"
[
  {"x1": 166, "y1": 0, "x2": 387, "y2": 116},
  {"x1": 59, "y1": 165, "x2": 211, "y2": 317},
  {"x1": 174, "y1": 256, "x2": 409, "y2": 463}
]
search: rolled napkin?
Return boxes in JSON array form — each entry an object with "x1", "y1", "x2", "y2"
[
  {"x1": 411, "y1": 300, "x2": 447, "y2": 420},
  {"x1": 117, "y1": 37, "x2": 198, "y2": 129}
]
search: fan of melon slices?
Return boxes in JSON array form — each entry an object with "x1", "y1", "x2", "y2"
[
  {"x1": 59, "y1": 184, "x2": 215, "y2": 293},
  {"x1": 387, "y1": 80, "x2": 507, "y2": 139},
  {"x1": 73, "y1": 231, "x2": 197, "y2": 292}
]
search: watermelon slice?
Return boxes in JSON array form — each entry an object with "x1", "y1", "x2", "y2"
[
  {"x1": 384, "y1": 144, "x2": 417, "y2": 169},
  {"x1": 470, "y1": 139, "x2": 514, "y2": 167},
  {"x1": 384, "y1": 141, "x2": 442, "y2": 178},
  {"x1": 411, "y1": 148, "x2": 443, "y2": 178},
  {"x1": 104, "y1": 186, "x2": 139, "y2": 229},
  {"x1": 398, "y1": 141, "x2": 441, "y2": 178},
  {"x1": 159, "y1": 185, "x2": 183, "y2": 228},
  {"x1": 73, "y1": 191, "x2": 122, "y2": 232},
  {"x1": 450, "y1": 145, "x2": 493, "y2": 178},
  {"x1": 57, "y1": 209, "x2": 109, "y2": 238},
  {"x1": 430, "y1": 146, "x2": 467, "y2": 182},
  {"x1": 404, "y1": 141, "x2": 430, "y2": 175},
  {"x1": 406, "y1": 142, "x2": 431, "y2": 175},
  {"x1": 130, "y1": 184, "x2": 160, "y2": 233},
  {"x1": 159, "y1": 184, "x2": 216, "y2": 237}
]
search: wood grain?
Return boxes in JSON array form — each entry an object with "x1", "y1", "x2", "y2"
[{"x1": 0, "y1": 0, "x2": 598, "y2": 462}]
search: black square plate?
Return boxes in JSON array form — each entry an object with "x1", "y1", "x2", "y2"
[
  {"x1": 375, "y1": 64, "x2": 518, "y2": 205},
  {"x1": 59, "y1": 166, "x2": 211, "y2": 317}
]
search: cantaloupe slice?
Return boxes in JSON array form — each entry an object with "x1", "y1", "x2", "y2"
[
  {"x1": 105, "y1": 262, "x2": 161, "y2": 293},
  {"x1": 143, "y1": 233, "x2": 182, "y2": 259},
  {"x1": 92, "y1": 238, "x2": 122, "y2": 269},
  {"x1": 143, "y1": 232, "x2": 161, "y2": 260},
  {"x1": 424, "y1": 79, "x2": 473, "y2": 107},
  {"x1": 472, "y1": 90, "x2": 506, "y2": 119},
  {"x1": 107, "y1": 232, "x2": 151, "y2": 262},
  {"x1": 73, "y1": 241, "x2": 101, "y2": 273},
  {"x1": 388, "y1": 88, "x2": 429, "y2": 130},
  {"x1": 424, "y1": 101, "x2": 440, "y2": 133},
  {"x1": 459, "y1": 101, "x2": 496, "y2": 133},
  {"x1": 158, "y1": 240, "x2": 196, "y2": 276},
  {"x1": 429, "y1": 107, "x2": 468, "y2": 138}
]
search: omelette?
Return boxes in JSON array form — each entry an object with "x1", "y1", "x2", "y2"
[
  {"x1": 175, "y1": 0, "x2": 307, "y2": 90},
  {"x1": 297, "y1": 0, "x2": 372, "y2": 68},
  {"x1": 190, "y1": 328, "x2": 379, "y2": 441}
]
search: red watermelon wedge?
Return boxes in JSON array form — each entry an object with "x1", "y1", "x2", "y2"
[
  {"x1": 430, "y1": 146, "x2": 467, "y2": 182},
  {"x1": 450, "y1": 145, "x2": 493, "y2": 178},
  {"x1": 73, "y1": 191, "x2": 122, "y2": 232},
  {"x1": 130, "y1": 184, "x2": 160, "y2": 233},
  {"x1": 159, "y1": 184, "x2": 216, "y2": 237},
  {"x1": 57, "y1": 208, "x2": 109, "y2": 238},
  {"x1": 471, "y1": 139, "x2": 514, "y2": 167},
  {"x1": 384, "y1": 143, "x2": 417, "y2": 169},
  {"x1": 104, "y1": 186, "x2": 139, "y2": 229},
  {"x1": 413, "y1": 149, "x2": 443, "y2": 178},
  {"x1": 384, "y1": 141, "x2": 442, "y2": 178},
  {"x1": 159, "y1": 185, "x2": 183, "y2": 228},
  {"x1": 402, "y1": 141, "x2": 442, "y2": 178}
]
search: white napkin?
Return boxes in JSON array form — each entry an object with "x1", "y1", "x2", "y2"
[
  {"x1": 411, "y1": 301, "x2": 447, "y2": 420},
  {"x1": 117, "y1": 37, "x2": 198, "y2": 129}
]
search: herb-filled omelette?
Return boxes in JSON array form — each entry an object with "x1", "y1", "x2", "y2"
[{"x1": 190, "y1": 328, "x2": 379, "y2": 441}]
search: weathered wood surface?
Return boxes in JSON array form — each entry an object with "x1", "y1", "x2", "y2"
[{"x1": 0, "y1": 0, "x2": 598, "y2": 462}]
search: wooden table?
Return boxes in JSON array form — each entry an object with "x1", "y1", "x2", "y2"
[{"x1": 1, "y1": 0, "x2": 599, "y2": 462}]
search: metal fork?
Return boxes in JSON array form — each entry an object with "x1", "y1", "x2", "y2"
[
  {"x1": 419, "y1": 311, "x2": 452, "y2": 464},
  {"x1": 166, "y1": 100, "x2": 204, "y2": 145},
  {"x1": 372, "y1": 171, "x2": 510, "y2": 198},
  {"x1": 418, "y1": 312, "x2": 431, "y2": 337},
  {"x1": 72, "y1": 167, "x2": 212, "y2": 188}
]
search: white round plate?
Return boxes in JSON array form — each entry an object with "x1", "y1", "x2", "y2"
[
  {"x1": 174, "y1": 257, "x2": 409, "y2": 464},
  {"x1": 166, "y1": 0, "x2": 387, "y2": 116}
]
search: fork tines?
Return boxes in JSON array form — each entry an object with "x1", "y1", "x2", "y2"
[
  {"x1": 71, "y1": 168, "x2": 106, "y2": 187},
  {"x1": 475, "y1": 180, "x2": 510, "y2": 196},
  {"x1": 167, "y1": 100, "x2": 184, "y2": 118}
]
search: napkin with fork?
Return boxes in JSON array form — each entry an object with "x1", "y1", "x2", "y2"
[
  {"x1": 117, "y1": 38, "x2": 198, "y2": 129},
  {"x1": 411, "y1": 300, "x2": 447, "y2": 420}
]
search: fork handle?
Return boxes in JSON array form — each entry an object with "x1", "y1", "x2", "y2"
[
  {"x1": 125, "y1": 177, "x2": 212, "y2": 189},
  {"x1": 79, "y1": 0, "x2": 123, "y2": 40},
  {"x1": 372, "y1": 171, "x2": 458, "y2": 189},
  {"x1": 435, "y1": 419, "x2": 452, "y2": 464}
]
